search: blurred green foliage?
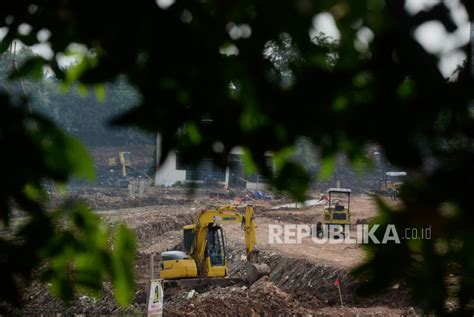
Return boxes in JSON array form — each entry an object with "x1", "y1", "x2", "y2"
[
  {"x1": 0, "y1": 93, "x2": 136, "y2": 308},
  {"x1": 42, "y1": 203, "x2": 136, "y2": 306},
  {"x1": 0, "y1": 0, "x2": 473, "y2": 314}
]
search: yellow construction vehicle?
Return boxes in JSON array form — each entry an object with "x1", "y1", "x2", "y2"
[
  {"x1": 160, "y1": 205, "x2": 268, "y2": 283},
  {"x1": 316, "y1": 188, "x2": 351, "y2": 237},
  {"x1": 119, "y1": 151, "x2": 132, "y2": 177}
]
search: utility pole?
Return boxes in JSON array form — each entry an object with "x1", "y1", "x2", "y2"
[
  {"x1": 9, "y1": 41, "x2": 37, "y2": 129},
  {"x1": 471, "y1": 22, "x2": 474, "y2": 78}
]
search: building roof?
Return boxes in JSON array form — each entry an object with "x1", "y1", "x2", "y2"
[
  {"x1": 386, "y1": 171, "x2": 407, "y2": 176},
  {"x1": 327, "y1": 188, "x2": 351, "y2": 193}
]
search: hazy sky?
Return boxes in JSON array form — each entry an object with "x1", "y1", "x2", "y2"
[{"x1": 2, "y1": 0, "x2": 471, "y2": 78}]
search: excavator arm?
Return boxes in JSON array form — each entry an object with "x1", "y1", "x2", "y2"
[
  {"x1": 190, "y1": 205, "x2": 258, "y2": 269},
  {"x1": 243, "y1": 205, "x2": 258, "y2": 262},
  {"x1": 160, "y1": 204, "x2": 269, "y2": 281}
]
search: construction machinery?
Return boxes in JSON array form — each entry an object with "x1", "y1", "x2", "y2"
[
  {"x1": 316, "y1": 188, "x2": 351, "y2": 237},
  {"x1": 106, "y1": 151, "x2": 132, "y2": 187},
  {"x1": 118, "y1": 151, "x2": 132, "y2": 177},
  {"x1": 159, "y1": 205, "x2": 269, "y2": 285},
  {"x1": 380, "y1": 171, "x2": 406, "y2": 195},
  {"x1": 106, "y1": 151, "x2": 154, "y2": 187}
]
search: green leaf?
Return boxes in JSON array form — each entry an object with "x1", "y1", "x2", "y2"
[
  {"x1": 94, "y1": 84, "x2": 106, "y2": 102},
  {"x1": 77, "y1": 84, "x2": 89, "y2": 97},
  {"x1": 50, "y1": 275, "x2": 74, "y2": 302},
  {"x1": 242, "y1": 148, "x2": 257, "y2": 175},
  {"x1": 332, "y1": 96, "x2": 348, "y2": 112},
  {"x1": 48, "y1": 254, "x2": 74, "y2": 301},
  {"x1": 9, "y1": 57, "x2": 46, "y2": 80},
  {"x1": 111, "y1": 224, "x2": 136, "y2": 306},
  {"x1": 186, "y1": 122, "x2": 202, "y2": 145},
  {"x1": 272, "y1": 146, "x2": 295, "y2": 170},
  {"x1": 23, "y1": 183, "x2": 47, "y2": 202},
  {"x1": 397, "y1": 79, "x2": 415, "y2": 100},
  {"x1": 64, "y1": 136, "x2": 96, "y2": 181},
  {"x1": 319, "y1": 155, "x2": 336, "y2": 180},
  {"x1": 0, "y1": 32, "x2": 12, "y2": 53},
  {"x1": 273, "y1": 161, "x2": 310, "y2": 201}
]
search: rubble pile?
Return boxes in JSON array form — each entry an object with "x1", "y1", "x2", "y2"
[
  {"x1": 164, "y1": 277, "x2": 312, "y2": 316},
  {"x1": 47, "y1": 187, "x2": 196, "y2": 211},
  {"x1": 13, "y1": 282, "x2": 146, "y2": 316}
]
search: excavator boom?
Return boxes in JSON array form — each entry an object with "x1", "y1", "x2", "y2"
[
  {"x1": 159, "y1": 204, "x2": 269, "y2": 284},
  {"x1": 189, "y1": 205, "x2": 257, "y2": 263}
]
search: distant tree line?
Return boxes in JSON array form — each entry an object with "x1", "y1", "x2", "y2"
[{"x1": 0, "y1": 49, "x2": 152, "y2": 147}]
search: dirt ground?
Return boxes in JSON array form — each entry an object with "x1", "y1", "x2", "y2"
[{"x1": 9, "y1": 186, "x2": 416, "y2": 316}]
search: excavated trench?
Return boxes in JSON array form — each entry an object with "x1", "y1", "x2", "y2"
[
  {"x1": 266, "y1": 253, "x2": 411, "y2": 309},
  {"x1": 163, "y1": 242, "x2": 413, "y2": 316},
  {"x1": 9, "y1": 205, "x2": 414, "y2": 316},
  {"x1": 133, "y1": 214, "x2": 194, "y2": 249},
  {"x1": 131, "y1": 212, "x2": 413, "y2": 315}
]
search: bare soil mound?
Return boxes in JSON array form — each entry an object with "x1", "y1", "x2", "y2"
[{"x1": 164, "y1": 276, "x2": 312, "y2": 316}]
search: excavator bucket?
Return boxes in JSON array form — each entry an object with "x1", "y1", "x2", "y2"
[{"x1": 245, "y1": 262, "x2": 271, "y2": 285}]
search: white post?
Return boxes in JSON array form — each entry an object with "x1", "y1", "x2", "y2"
[
  {"x1": 138, "y1": 180, "x2": 145, "y2": 197},
  {"x1": 150, "y1": 253, "x2": 155, "y2": 280},
  {"x1": 128, "y1": 181, "x2": 134, "y2": 197},
  {"x1": 337, "y1": 284, "x2": 344, "y2": 307},
  {"x1": 225, "y1": 166, "x2": 230, "y2": 186},
  {"x1": 155, "y1": 133, "x2": 162, "y2": 187}
]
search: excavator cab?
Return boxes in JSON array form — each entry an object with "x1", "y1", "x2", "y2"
[
  {"x1": 203, "y1": 225, "x2": 227, "y2": 277},
  {"x1": 206, "y1": 226, "x2": 226, "y2": 266},
  {"x1": 161, "y1": 224, "x2": 227, "y2": 279}
]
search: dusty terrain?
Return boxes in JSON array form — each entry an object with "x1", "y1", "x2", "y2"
[{"x1": 10, "y1": 186, "x2": 415, "y2": 316}]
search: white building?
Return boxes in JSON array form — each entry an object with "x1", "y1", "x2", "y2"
[{"x1": 154, "y1": 135, "x2": 273, "y2": 190}]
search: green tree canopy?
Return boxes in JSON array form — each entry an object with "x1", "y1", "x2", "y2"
[{"x1": 0, "y1": 0, "x2": 473, "y2": 314}]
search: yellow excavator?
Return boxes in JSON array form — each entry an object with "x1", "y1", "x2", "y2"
[{"x1": 159, "y1": 205, "x2": 269, "y2": 284}]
